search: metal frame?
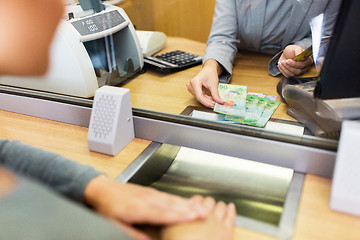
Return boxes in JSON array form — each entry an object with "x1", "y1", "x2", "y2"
[
  {"x1": 232, "y1": 172, "x2": 304, "y2": 239},
  {"x1": 134, "y1": 116, "x2": 336, "y2": 178},
  {"x1": 0, "y1": 90, "x2": 336, "y2": 177},
  {"x1": 117, "y1": 141, "x2": 305, "y2": 239}
]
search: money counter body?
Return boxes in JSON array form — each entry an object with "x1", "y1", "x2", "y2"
[{"x1": 0, "y1": 3, "x2": 143, "y2": 98}]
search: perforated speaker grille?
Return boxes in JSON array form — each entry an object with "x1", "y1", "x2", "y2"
[{"x1": 90, "y1": 94, "x2": 117, "y2": 139}]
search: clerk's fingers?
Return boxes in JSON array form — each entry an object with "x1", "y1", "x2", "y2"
[
  {"x1": 278, "y1": 61, "x2": 296, "y2": 78},
  {"x1": 278, "y1": 58, "x2": 312, "y2": 78},
  {"x1": 207, "y1": 82, "x2": 225, "y2": 105},
  {"x1": 187, "y1": 81, "x2": 216, "y2": 108}
]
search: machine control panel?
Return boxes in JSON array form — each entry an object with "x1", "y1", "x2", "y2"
[{"x1": 71, "y1": 10, "x2": 126, "y2": 36}]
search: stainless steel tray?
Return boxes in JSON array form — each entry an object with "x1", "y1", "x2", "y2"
[{"x1": 117, "y1": 142, "x2": 304, "y2": 239}]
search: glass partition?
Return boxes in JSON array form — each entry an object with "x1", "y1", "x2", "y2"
[
  {"x1": 0, "y1": 0, "x2": 348, "y2": 152},
  {"x1": 111, "y1": 0, "x2": 343, "y2": 147}
]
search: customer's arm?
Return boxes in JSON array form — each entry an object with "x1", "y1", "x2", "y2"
[
  {"x1": 0, "y1": 139, "x2": 101, "y2": 203},
  {"x1": 0, "y1": 140, "x2": 208, "y2": 224}
]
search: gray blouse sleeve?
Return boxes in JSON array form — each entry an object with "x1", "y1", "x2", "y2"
[
  {"x1": 203, "y1": 0, "x2": 239, "y2": 84},
  {"x1": 0, "y1": 139, "x2": 101, "y2": 203}
]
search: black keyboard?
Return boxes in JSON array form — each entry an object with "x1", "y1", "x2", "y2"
[{"x1": 144, "y1": 50, "x2": 202, "y2": 73}]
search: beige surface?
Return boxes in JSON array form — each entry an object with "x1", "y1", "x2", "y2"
[
  {"x1": 0, "y1": 110, "x2": 151, "y2": 179},
  {"x1": 122, "y1": 37, "x2": 205, "y2": 115},
  {"x1": 123, "y1": 37, "x2": 318, "y2": 121},
  {"x1": 1, "y1": 109, "x2": 360, "y2": 239}
]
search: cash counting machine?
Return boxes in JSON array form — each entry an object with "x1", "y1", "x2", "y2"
[
  {"x1": 278, "y1": 0, "x2": 360, "y2": 139},
  {"x1": 0, "y1": 1, "x2": 143, "y2": 98}
]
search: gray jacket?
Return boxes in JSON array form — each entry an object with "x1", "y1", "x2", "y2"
[
  {"x1": 0, "y1": 139, "x2": 132, "y2": 239},
  {"x1": 0, "y1": 177, "x2": 132, "y2": 240},
  {"x1": 203, "y1": 0, "x2": 341, "y2": 82}
]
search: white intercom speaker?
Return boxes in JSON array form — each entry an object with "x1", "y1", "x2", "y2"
[{"x1": 87, "y1": 86, "x2": 134, "y2": 156}]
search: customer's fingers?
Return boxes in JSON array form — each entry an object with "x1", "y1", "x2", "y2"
[
  {"x1": 224, "y1": 203, "x2": 237, "y2": 229},
  {"x1": 213, "y1": 201, "x2": 228, "y2": 220}
]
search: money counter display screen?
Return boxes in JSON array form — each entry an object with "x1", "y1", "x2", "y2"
[{"x1": 71, "y1": 10, "x2": 126, "y2": 36}]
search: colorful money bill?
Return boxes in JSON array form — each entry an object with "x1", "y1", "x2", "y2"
[
  {"x1": 224, "y1": 95, "x2": 260, "y2": 125},
  {"x1": 214, "y1": 83, "x2": 247, "y2": 117},
  {"x1": 214, "y1": 84, "x2": 280, "y2": 127},
  {"x1": 247, "y1": 96, "x2": 270, "y2": 125},
  {"x1": 224, "y1": 95, "x2": 258, "y2": 124},
  {"x1": 243, "y1": 95, "x2": 259, "y2": 125},
  {"x1": 254, "y1": 100, "x2": 281, "y2": 127},
  {"x1": 248, "y1": 92, "x2": 277, "y2": 101},
  {"x1": 225, "y1": 98, "x2": 279, "y2": 127}
]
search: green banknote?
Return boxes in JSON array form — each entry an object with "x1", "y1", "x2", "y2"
[
  {"x1": 244, "y1": 95, "x2": 259, "y2": 125},
  {"x1": 226, "y1": 95, "x2": 259, "y2": 125},
  {"x1": 225, "y1": 95, "x2": 259, "y2": 125},
  {"x1": 247, "y1": 92, "x2": 277, "y2": 101},
  {"x1": 225, "y1": 97, "x2": 279, "y2": 127},
  {"x1": 213, "y1": 83, "x2": 247, "y2": 117},
  {"x1": 252, "y1": 97, "x2": 270, "y2": 122},
  {"x1": 254, "y1": 100, "x2": 281, "y2": 127}
]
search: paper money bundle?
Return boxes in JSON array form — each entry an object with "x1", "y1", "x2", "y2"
[{"x1": 214, "y1": 83, "x2": 280, "y2": 127}]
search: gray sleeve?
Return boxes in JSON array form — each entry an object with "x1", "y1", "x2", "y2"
[
  {"x1": 0, "y1": 178, "x2": 133, "y2": 240},
  {"x1": 203, "y1": 0, "x2": 239, "y2": 84},
  {"x1": 0, "y1": 139, "x2": 102, "y2": 203},
  {"x1": 268, "y1": 51, "x2": 283, "y2": 77}
]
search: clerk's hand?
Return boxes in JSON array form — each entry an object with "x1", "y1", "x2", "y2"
[
  {"x1": 84, "y1": 175, "x2": 208, "y2": 227},
  {"x1": 187, "y1": 59, "x2": 225, "y2": 108},
  {"x1": 278, "y1": 45, "x2": 313, "y2": 78}
]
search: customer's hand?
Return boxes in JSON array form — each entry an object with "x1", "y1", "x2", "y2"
[
  {"x1": 187, "y1": 59, "x2": 225, "y2": 108},
  {"x1": 278, "y1": 45, "x2": 313, "y2": 78},
  {"x1": 0, "y1": 167, "x2": 17, "y2": 198},
  {"x1": 161, "y1": 195, "x2": 236, "y2": 240},
  {"x1": 84, "y1": 175, "x2": 208, "y2": 225}
]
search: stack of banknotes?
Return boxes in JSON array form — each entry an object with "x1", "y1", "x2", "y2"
[{"x1": 214, "y1": 83, "x2": 280, "y2": 127}]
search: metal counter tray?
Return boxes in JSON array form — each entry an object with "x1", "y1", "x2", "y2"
[{"x1": 117, "y1": 142, "x2": 304, "y2": 239}]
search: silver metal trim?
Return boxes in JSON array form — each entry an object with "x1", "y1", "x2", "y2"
[
  {"x1": 0, "y1": 91, "x2": 336, "y2": 177},
  {"x1": 117, "y1": 141, "x2": 305, "y2": 239},
  {"x1": 279, "y1": 172, "x2": 305, "y2": 238},
  {"x1": 232, "y1": 172, "x2": 304, "y2": 239},
  {"x1": 134, "y1": 116, "x2": 336, "y2": 178},
  {"x1": 116, "y1": 141, "x2": 161, "y2": 182},
  {"x1": 0, "y1": 92, "x2": 91, "y2": 127}
]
